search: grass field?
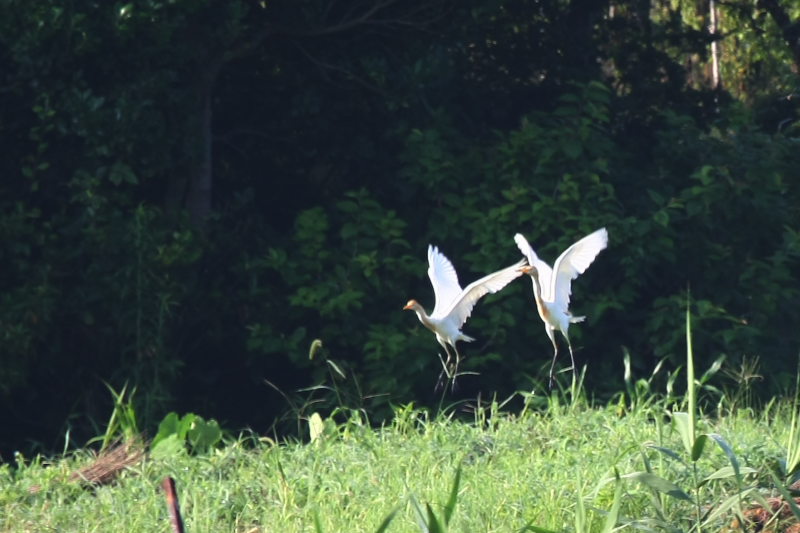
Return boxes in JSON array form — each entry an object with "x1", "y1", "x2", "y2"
[
  {"x1": 2, "y1": 380, "x2": 799, "y2": 532},
  {"x1": 3, "y1": 313, "x2": 800, "y2": 532}
]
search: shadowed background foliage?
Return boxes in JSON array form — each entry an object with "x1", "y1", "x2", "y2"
[{"x1": 1, "y1": 0, "x2": 799, "y2": 456}]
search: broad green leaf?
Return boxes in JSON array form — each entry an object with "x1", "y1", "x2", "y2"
[
  {"x1": 177, "y1": 413, "x2": 197, "y2": 439},
  {"x1": 151, "y1": 412, "x2": 181, "y2": 448},
  {"x1": 691, "y1": 433, "x2": 708, "y2": 462},
  {"x1": 672, "y1": 412, "x2": 694, "y2": 457},
  {"x1": 150, "y1": 433, "x2": 186, "y2": 459},
  {"x1": 188, "y1": 417, "x2": 222, "y2": 452}
]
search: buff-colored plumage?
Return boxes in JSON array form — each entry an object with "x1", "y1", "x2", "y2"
[
  {"x1": 514, "y1": 228, "x2": 608, "y2": 386},
  {"x1": 404, "y1": 245, "x2": 526, "y2": 382}
]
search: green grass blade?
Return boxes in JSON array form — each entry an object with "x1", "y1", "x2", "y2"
[
  {"x1": 647, "y1": 444, "x2": 689, "y2": 467},
  {"x1": 707, "y1": 433, "x2": 740, "y2": 476},
  {"x1": 786, "y1": 365, "x2": 800, "y2": 476},
  {"x1": 700, "y1": 487, "x2": 757, "y2": 529},
  {"x1": 600, "y1": 475, "x2": 623, "y2": 533},
  {"x1": 373, "y1": 507, "x2": 399, "y2": 533},
  {"x1": 443, "y1": 466, "x2": 461, "y2": 526},
  {"x1": 326, "y1": 359, "x2": 347, "y2": 379},
  {"x1": 622, "y1": 471, "x2": 692, "y2": 502},
  {"x1": 313, "y1": 509, "x2": 324, "y2": 533},
  {"x1": 517, "y1": 524, "x2": 560, "y2": 533},
  {"x1": 700, "y1": 465, "x2": 758, "y2": 485},
  {"x1": 685, "y1": 299, "x2": 696, "y2": 448},
  {"x1": 575, "y1": 485, "x2": 587, "y2": 533},
  {"x1": 426, "y1": 503, "x2": 444, "y2": 533}
]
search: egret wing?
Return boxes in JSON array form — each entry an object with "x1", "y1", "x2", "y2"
[
  {"x1": 444, "y1": 259, "x2": 526, "y2": 326},
  {"x1": 428, "y1": 245, "x2": 463, "y2": 317},
  {"x1": 514, "y1": 233, "x2": 555, "y2": 299},
  {"x1": 550, "y1": 228, "x2": 608, "y2": 310}
]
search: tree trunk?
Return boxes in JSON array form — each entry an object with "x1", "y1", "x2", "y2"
[
  {"x1": 164, "y1": 58, "x2": 222, "y2": 227},
  {"x1": 185, "y1": 65, "x2": 218, "y2": 226},
  {"x1": 709, "y1": 0, "x2": 721, "y2": 89}
]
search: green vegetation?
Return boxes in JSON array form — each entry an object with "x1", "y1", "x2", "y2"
[
  {"x1": 2, "y1": 312, "x2": 799, "y2": 532},
  {"x1": 1, "y1": 0, "x2": 799, "y2": 459},
  {"x1": 3, "y1": 381, "x2": 800, "y2": 531}
]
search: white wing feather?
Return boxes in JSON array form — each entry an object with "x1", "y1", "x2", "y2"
[
  {"x1": 439, "y1": 258, "x2": 527, "y2": 326},
  {"x1": 514, "y1": 233, "x2": 554, "y2": 299},
  {"x1": 550, "y1": 228, "x2": 608, "y2": 310},
  {"x1": 427, "y1": 245, "x2": 463, "y2": 317}
]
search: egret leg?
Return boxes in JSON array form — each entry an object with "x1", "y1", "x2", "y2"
[
  {"x1": 564, "y1": 333, "x2": 577, "y2": 390},
  {"x1": 435, "y1": 343, "x2": 454, "y2": 391},
  {"x1": 450, "y1": 343, "x2": 463, "y2": 392},
  {"x1": 565, "y1": 335, "x2": 577, "y2": 375},
  {"x1": 434, "y1": 354, "x2": 446, "y2": 391},
  {"x1": 546, "y1": 327, "x2": 559, "y2": 390}
]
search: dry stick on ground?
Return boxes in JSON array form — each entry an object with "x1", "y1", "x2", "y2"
[
  {"x1": 68, "y1": 439, "x2": 145, "y2": 486},
  {"x1": 162, "y1": 477, "x2": 186, "y2": 533}
]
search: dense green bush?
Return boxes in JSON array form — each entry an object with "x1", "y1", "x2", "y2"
[{"x1": 1, "y1": 0, "x2": 799, "y2": 456}]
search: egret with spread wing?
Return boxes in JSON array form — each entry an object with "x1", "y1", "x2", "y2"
[
  {"x1": 514, "y1": 229, "x2": 608, "y2": 387},
  {"x1": 404, "y1": 245, "x2": 526, "y2": 384}
]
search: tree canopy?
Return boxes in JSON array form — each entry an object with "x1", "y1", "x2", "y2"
[{"x1": 1, "y1": 0, "x2": 799, "y2": 456}]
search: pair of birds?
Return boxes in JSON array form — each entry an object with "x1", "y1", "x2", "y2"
[{"x1": 403, "y1": 228, "x2": 608, "y2": 388}]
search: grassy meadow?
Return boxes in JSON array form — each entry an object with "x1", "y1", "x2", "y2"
[
  {"x1": 2, "y1": 384, "x2": 799, "y2": 532},
  {"x1": 2, "y1": 316, "x2": 800, "y2": 532}
]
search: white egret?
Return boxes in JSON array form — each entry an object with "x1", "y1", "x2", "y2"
[
  {"x1": 514, "y1": 228, "x2": 608, "y2": 387},
  {"x1": 404, "y1": 245, "x2": 526, "y2": 384}
]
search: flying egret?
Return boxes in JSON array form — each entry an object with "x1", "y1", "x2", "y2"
[
  {"x1": 514, "y1": 228, "x2": 608, "y2": 387},
  {"x1": 404, "y1": 245, "x2": 527, "y2": 385}
]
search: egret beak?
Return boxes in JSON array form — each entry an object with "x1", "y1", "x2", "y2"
[
  {"x1": 403, "y1": 302, "x2": 414, "y2": 310},
  {"x1": 519, "y1": 266, "x2": 533, "y2": 274}
]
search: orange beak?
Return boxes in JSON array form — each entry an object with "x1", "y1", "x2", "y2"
[
  {"x1": 519, "y1": 265, "x2": 533, "y2": 274},
  {"x1": 403, "y1": 302, "x2": 413, "y2": 310}
]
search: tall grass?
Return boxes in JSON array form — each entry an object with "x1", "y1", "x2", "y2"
[{"x1": 2, "y1": 313, "x2": 800, "y2": 531}]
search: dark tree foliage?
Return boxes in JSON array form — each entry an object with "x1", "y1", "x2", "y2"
[{"x1": 0, "y1": 0, "x2": 798, "y2": 456}]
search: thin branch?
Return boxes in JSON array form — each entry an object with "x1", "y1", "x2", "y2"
[
  {"x1": 288, "y1": 0, "x2": 443, "y2": 38},
  {"x1": 224, "y1": 0, "x2": 447, "y2": 62},
  {"x1": 292, "y1": 42, "x2": 386, "y2": 95}
]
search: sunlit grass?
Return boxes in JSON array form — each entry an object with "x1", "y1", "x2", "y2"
[
  {"x1": 2, "y1": 308, "x2": 798, "y2": 532},
  {"x1": 1, "y1": 389, "x2": 798, "y2": 532}
]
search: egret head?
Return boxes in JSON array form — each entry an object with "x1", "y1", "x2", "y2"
[
  {"x1": 403, "y1": 299, "x2": 419, "y2": 311},
  {"x1": 520, "y1": 265, "x2": 537, "y2": 276}
]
